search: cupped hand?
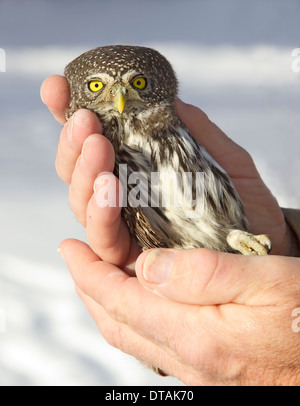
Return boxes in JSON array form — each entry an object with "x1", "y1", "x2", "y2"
[
  {"x1": 42, "y1": 74, "x2": 300, "y2": 385},
  {"x1": 41, "y1": 75, "x2": 140, "y2": 269},
  {"x1": 58, "y1": 239, "x2": 300, "y2": 385},
  {"x1": 41, "y1": 75, "x2": 294, "y2": 257}
]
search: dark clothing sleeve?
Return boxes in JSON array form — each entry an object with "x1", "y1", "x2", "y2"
[{"x1": 281, "y1": 208, "x2": 300, "y2": 257}]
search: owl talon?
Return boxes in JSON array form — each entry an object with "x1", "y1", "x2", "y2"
[{"x1": 226, "y1": 230, "x2": 271, "y2": 256}]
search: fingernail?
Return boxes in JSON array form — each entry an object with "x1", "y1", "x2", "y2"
[
  {"x1": 80, "y1": 136, "x2": 87, "y2": 167},
  {"x1": 67, "y1": 114, "x2": 74, "y2": 144},
  {"x1": 143, "y1": 249, "x2": 175, "y2": 284},
  {"x1": 57, "y1": 247, "x2": 66, "y2": 261},
  {"x1": 68, "y1": 109, "x2": 89, "y2": 145},
  {"x1": 73, "y1": 109, "x2": 88, "y2": 125},
  {"x1": 40, "y1": 80, "x2": 46, "y2": 104},
  {"x1": 80, "y1": 134, "x2": 101, "y2": 168}
]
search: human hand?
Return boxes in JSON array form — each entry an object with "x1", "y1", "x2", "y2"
[
  {"x1": 41, "y1": 75, "x2": 295, "y2": 257},
  {"x1": 42, "y1": 74, "x2": 300, "y2": 385},
  {"x1": 41, "y1": 75, "x2": 140, "y2": 270},
  {"x1": 58, "y1": 238, "x2": 300, "y2": 385}
]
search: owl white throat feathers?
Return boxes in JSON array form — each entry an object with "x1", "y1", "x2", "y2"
[{"x1": 64, "y1": 45, "x2": 271, "y2": 255}]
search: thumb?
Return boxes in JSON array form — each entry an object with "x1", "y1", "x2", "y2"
[{"x1": 135, "y1": 248, "x2": 298, "y2": 306}]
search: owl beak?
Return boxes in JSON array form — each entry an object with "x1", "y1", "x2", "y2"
[{"x1": 113, "y1": 87, "x2": 128, "y2": 114}]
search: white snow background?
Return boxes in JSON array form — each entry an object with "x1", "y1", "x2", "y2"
[{"x1": 0, "y1": 0, "x2": 299, "y2": 386}]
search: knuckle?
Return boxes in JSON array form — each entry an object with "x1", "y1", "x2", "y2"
[
  {"x1": 188, "y1": 249, "x2": 220, "y2": 297},
  {"x1": 103, "y1": 322, "x2": 127, "y2": 351},
  {"x1": 101, "y1": 274, "x2": 132, "y2": 323}
]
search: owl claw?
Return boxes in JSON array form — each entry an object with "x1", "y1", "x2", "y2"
[{"x1": 226, "y1": 230, "x2": 271, "y2": 256}]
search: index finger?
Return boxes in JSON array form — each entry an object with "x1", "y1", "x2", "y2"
[{"x1": 40, "y1": 75, "x2": 70, "y2": 124}]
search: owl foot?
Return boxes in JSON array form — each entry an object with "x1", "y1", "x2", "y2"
[{"x1": 226, "y1": 229, "x2": 271, "y2": 256}]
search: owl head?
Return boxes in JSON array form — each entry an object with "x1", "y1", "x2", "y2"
[{"x1": 64, "y1": 45, "x2": 178, "y2": 118}]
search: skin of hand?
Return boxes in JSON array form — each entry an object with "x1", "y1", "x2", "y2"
[{"x1": 41, "y1": 75, "x2": 300, "y2": 385}]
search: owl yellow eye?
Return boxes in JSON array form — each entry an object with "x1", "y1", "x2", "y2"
[
  {"x1": 88, "y1": 80, "x2": 104, "y2": 92},
  {"x1": 132, "y1": 77, "x2": 147, "y2": 90}
]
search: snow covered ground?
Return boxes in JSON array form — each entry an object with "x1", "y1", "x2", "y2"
[{"x1": 0, "y1": 0, "x2": 299, "y2": 386}]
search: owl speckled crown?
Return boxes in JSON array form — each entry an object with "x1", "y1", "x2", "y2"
[
  {"x1": 65, "y1": 45, "x2": 178, "y2": 97},
  {"x1": 65, "y1": 45, "x2": 175, "y2": 79}
]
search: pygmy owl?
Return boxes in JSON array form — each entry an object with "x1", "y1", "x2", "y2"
[{"x1": 64, "y1": 45, "x2": 271, "y2": 255}]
